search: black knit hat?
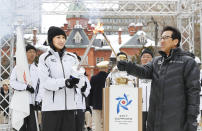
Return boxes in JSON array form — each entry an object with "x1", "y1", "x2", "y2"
[
  {"x1": 48, "y1": 26, "x2": 66, "y2": 44},
  {"x1": 141, "y1": 48, "x2": 154, "y2": 58},
  {"x1": 26, "y1": 44, "x2": 36, "y2": 52}
]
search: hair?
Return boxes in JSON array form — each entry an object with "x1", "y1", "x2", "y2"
[
  {"x1": 141, "y1": 48, "x2": 154, "y2": 58},
  {"x1": 117, "y1": 52, "x2": 127, "y2": 59},
  {"x1": 161, "y1": 26, "x2": 181, "y2": 47}
]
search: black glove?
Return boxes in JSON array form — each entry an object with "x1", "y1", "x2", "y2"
[
  {"x1": 86, "y1": 106, "x2": 92, "y2": 115},
  {"x1": 26, "y1": 85, "x2": 34, "y2": 93},
  {"x1": 65, "y1": 75, "x2": 80, "y2": 88},
  {"x1": 81, "y1": 82, "x2": 87, "y2": 93},
  {"x1": 34, "y1": 101, "x2": 42, "y2": 111},
  {"x1": 117, "y1": 60, "x2": 129, "y2": 71}
]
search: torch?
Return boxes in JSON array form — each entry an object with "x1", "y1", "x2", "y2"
[
  {"x1": 73, "y1": 22, "x2": 117, "y2": 75},
  {"x1": 72, "y1": 22, "x2": 104, "y2": 74},
  {"x1": 102, "y1": 33, "x2": 117, "y2": 58}
]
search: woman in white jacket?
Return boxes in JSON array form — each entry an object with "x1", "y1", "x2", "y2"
[{"x1": 38, "y1": 26, "x2": 81, "y2": 131}]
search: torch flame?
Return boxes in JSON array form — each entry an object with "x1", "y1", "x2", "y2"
[{"x1": 93, "y1": 21, "x2": 104, "y2": 34}]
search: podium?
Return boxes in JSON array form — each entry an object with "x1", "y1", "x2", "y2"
[{"x1": 103, "y1": 85, "x2": 142, "y2": 131}]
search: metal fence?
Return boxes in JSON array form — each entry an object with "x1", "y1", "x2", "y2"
[{"x1": 0, "y1": 34, "x2": 15, "y2": 130}]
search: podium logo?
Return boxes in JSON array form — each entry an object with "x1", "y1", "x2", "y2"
[{"x1": 116, "y1": 93, "x2": 132, "y2": 114}]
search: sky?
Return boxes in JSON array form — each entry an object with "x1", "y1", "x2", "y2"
[{"x1": 41, "y1": 15, "x2": 67, "y2": 33}]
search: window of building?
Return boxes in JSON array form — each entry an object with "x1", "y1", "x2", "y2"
[
  {"x1": 96, "y1": 57, "x2": 104, "y2": 64},
  {"x1": 100, "y1": 57, "x2": 104, "y2": 61},
  {"x1": 96, "y1": 57, "x2": 100, "y2": 64},
  {"x1": 73, "y1": 31, "x2": 82, "y2": 44}
]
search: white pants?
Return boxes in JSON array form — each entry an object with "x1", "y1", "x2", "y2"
[{"x1": 92, "y1": 110, "x2": 103, "y2": 131}]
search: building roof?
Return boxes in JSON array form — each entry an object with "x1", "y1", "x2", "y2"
[
  {"x1": 65, "y1": 27, "x2": 90, "y2": 48},
  {"x1": 120, "y1": 30, "x2": 154, "y2": 48}
]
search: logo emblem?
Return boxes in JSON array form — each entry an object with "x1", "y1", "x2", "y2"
[{"x1": 116, "y1": 93, "x2": 132, "y2": 114}]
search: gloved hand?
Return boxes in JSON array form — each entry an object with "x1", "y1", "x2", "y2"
[
  {"x1": 26, "y1": 85, "x2": 34, "y2": 93},
  {"x1": 34, "y1": 101, "x2": 42, "y2": 111},
  {"x1": 86, "y1": 106, "x2": 92, "y2": 115},
  {"x1": 81, "y1": 82, "x2": 87, "y2": 92},
  {"x1": 185, "y1": 115, "x2": 198, "y2": 131},
  {"x1": 117, "y1": 60, "x2": 130, "y2": 71},
  {"x1": 65, "y1": 75, "x2": 80, "y2": 88}
]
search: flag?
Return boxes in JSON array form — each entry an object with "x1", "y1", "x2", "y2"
[{"x1": 10, "y1": 26, "x2": 31, "y2": 130}]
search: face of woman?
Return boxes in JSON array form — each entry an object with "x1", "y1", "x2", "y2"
[{"x1": 52, "y1": 35, "x2": 66, "y2": 51}]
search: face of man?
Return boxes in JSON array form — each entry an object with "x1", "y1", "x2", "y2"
[
  {"x1": 52, "y1": 35, "x2": 66, "y2": 51},
  {"x1": 3, "y1": 84, "x2": 9, "y2": 91},
  {"x1": 26, "y1": 49, "x2": 36, "y2": 64},
  {"x1": 117, "y1": 54, "x2": 127, "y2": 62},
  {"x1": 141, "y1": 53, "x2": 153, "y2": 65},
  {"x1": 160, "y1": 31, "x2": 178, "y2": 55}
]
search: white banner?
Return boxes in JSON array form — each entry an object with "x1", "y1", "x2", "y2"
[
  {"x1": 10, "y1": 26, "x2": 31, "y2": 131},
  {"x1": 109, "y1": 85, "x2": 139, "y2": 131},
  {"x1": 15, "y1": 26, "x2": 31, "y2": 84}
]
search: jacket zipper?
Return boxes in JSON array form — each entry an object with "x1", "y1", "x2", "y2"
[{"x1": 60, "y1": 57, "x2": 67, "y2": 110}]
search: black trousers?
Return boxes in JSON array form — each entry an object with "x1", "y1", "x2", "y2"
[
  {"x1": 42, "y1": 110, "x2": 76, "y2": 131},
  {"x1": 19, "y1": 105, "x2": 37, "y2": 131},
  {"x1": 142, "y1": 112, "x2": 148, "y2": 131},
  {"x1": 75, "y1": 109, "x2": 85, "y2": 131}
]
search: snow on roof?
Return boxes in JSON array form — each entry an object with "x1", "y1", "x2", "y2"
[
  {"x1": 118, "y1": 28, "x2": 122, "y2": 31},
  {"x1": 95, "y1": 34, "x2": 131, "y2": 57},
  {"x1": 24, "y1": 34, "x2": 47, "y2": 45},
  {"x1": 96, "y1": 60, "x2": 109, "y2": 68},
  {"x1": 135, "y1": 22, "x2": 143, "y2": 27},
  {"x1": 144, "y1": 39, "x2": 155, "y2": 47},
  {"x1": 120, "y1": 30, "x2": 155, "y2": 48},
  {"x1": 24, "y1": 34, "x2": 49, "y2": 51},
  {"x1": 136, "y1": 30, "x2": 146, "y2": 36},
  {"x1": 88, "y1": 20, "x2": 92, "y2": 24},
  {"x1": 128, "y1": 23, "x2": 136, "y2": 27}
]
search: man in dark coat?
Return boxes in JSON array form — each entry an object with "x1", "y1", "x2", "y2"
[
  {"x1": 89, "y1": 64, "x2": 108, "y2": 131},
  {"x1": 117, "y1": 26, "x2": 200, "y2": 131}
]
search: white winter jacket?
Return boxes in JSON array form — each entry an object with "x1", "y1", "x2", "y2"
[
  {"x1": 139, "y1": 79, "x2": 151, "y2": 112},
  {"x1": 75, "y1": 76, "x2": 91, "y2": 109},
  {"x1": 10, "y1": 63, "x2": 39, "y2": 104},
  {"x1": 38, "y1": 49, "x2": 80, "y2": 111}
]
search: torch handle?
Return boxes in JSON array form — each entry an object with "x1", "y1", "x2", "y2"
[
  {"x1": 77, "y1": 34, "x2": 97, "y2": 70},
  {"x1": 102, "y1": 33, "x2": 117, "y2": 58}
]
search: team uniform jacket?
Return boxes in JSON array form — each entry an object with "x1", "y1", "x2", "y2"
[
  {"x1": 10, "y1": 63, "x2": 39, "y2": 105},
  {"x1": 38, "y1": 49, "x2": 80, "y2": 111}
]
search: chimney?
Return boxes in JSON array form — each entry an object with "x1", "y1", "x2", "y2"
[
  {"x1": 128, "y1": 23, "x2": 136, "y2": 36},
  {"x1": 32, "y1": 28, "x2": 37, "y2": 45},
  {"x1": 87, "y1": 20, "x2": 92, "y2": 30},
  {"x1": 64, "y1": 23, "x2": 68, "y2": 29},
  {"x1": 118, "y1": 28, "x2": 122, "y2": 45}
]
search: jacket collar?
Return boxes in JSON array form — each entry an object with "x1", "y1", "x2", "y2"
[
  {"x1": 49, "y1": 48, "x2": 66, "y2": 59},
  {"x1": 159, "y1": 47, "x2": 182, "y2": 61}
]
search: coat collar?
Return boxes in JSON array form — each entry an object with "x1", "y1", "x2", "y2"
[{"x1": 159, "y1": 48, "x2": 182, "y2": 61}]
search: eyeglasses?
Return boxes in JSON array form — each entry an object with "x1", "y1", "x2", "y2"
[{"x1": 160, "y1": 36, "x2": 173, "y2": 41}]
